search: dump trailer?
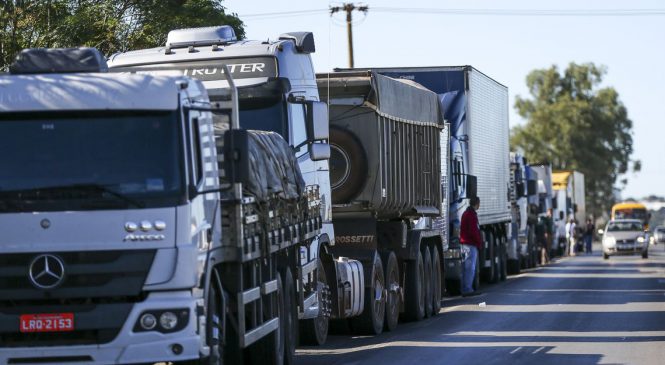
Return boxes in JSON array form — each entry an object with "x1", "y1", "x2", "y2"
[
  {"x1": 0, "y1": 46, "x2": 321, "y2": 365},
  {"x1": 317, "y1": 70, "x2": 450, "y2": 334},
  {"x1": 109, "y1": 26, "x2": 363, "y2": 347},
  {"x1": 342, "y1": 66, "x2": 511, "y2": 289}
]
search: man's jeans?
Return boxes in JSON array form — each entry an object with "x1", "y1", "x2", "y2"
[{"x1": 462, "y1": 244, "x2": 478, "y2": 294}]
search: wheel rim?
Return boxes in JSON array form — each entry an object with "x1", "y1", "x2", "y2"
[
  {"x1": 387, "y1": 263, "x2": 399, "y2": 323},
  {"x1": 373, "y1": 268, "x2": 385, "y2": 322}
]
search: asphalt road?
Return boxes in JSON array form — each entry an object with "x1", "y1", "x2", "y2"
[{"x1": 296, "y1": 243, "x2": 665, "y2": 365}]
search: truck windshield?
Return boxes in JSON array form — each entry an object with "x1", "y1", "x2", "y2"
[
  {"x1": 209, "y1": 93, "x2": 288, "y2": 139},
  {"x1": 0, "y1": 111, "x2": 184, "y2": 212}
]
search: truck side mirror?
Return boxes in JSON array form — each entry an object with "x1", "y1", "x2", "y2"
[
  {"x1": 306, "y1": 101, "x2": 329, "y2": 141},
  {"x1": 527, "y1": 180, "x2": 537, "y2": 196},
  {"x1": 309, "y1": 143, "x2": 330, "y2": 161},
  {"x1": 465, "y1": 174, "x2": 477, "y2": 199}
]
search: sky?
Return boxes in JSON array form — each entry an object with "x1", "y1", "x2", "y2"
[{"x1": 224, "y1": 0, "x2": 665, "y2": 199}]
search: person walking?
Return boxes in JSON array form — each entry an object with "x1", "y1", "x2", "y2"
[
  {"x1": 556, "y1": 211, "x2": 567, "y2": 256},
  {"x1": 461, "y1": 196, "x2": 482, "y2": 296},
  {"x1": 584, "y1": 218, "x2": 595, "y2": 254},
  {"x1": 566, "y1": 217, "x2": 577, "y2": 256}
]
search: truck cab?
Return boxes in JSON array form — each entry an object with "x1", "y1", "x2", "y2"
[
  {"x1": 0, "y1": 47, "x2": 220, "y2": 364},
  {"x1": 108, "y1": 26, "x2": 357, "y2": 346}
]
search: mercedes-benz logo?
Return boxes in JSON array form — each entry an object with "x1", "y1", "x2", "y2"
[{"x1": 28, "y1": 254, "x2": 65, "y2": 289}]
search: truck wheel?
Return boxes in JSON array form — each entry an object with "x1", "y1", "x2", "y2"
[
  {"x1": 481, "y1": 231, "x2": 496, "y2": 283},
  {"x1": 283, "y1": 268, "x2": 297, "y2": 365},
  {"x1": 422, "y1": 246, "x2": 433, "y2": 318},
  {"x1": 431, "y1": 247, "x2": 442, "y2": 315},
  {"x1": 250, "y1": 272, "x2": 284, "y2": 365},
  {"x1": 507, "y1": 259, "x2": 521, "y2": 275},
  {"x1": 642, "y1": 251, "x2": 649, "y2": 259},
  {"x1": 445, "y1": 278, "x2": 462, "y2": 296},
  {"x1": 603, "y1": 253, "x2": 609, "y2": 260},
  {"x1": 381, "y1": 251, "x2": 400, "y2": 332},
  {"x1": 500, "y1": 240, "x2": 507, "y2": 282},
  {"x1": 329, "y1": 127, "x2": 368, "y2": 204},
  {"x1": 180, "y1": 273, "x2": 225, "y2": 365},
  {"x1": 352, "y1": 254, "x2": 385, "y2": 335},
  {"x1": 402, "y1": 250, "x2": 425, "y2": 321},
  {"x1": 299, "y1": 259, "x2": 329, "y2": 346}
]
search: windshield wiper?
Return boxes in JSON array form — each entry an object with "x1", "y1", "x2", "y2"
[{"x1": 0, "y1": 183, "x2": 145, "y2": 208}]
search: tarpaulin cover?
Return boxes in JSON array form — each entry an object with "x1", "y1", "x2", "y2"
[
  {"x1": 370, "y1": 72, "x2": 441, "y2": 125},
  {"x1": 9, "y1": 47, "x2": 108, "y2": 74},
  {"x1": 242, "y1": 130, "x2": 305, "y2": 201}
]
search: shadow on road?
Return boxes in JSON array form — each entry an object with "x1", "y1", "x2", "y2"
[{"x1": 296, "y1": 245, "x2": 665, "y2": 364}]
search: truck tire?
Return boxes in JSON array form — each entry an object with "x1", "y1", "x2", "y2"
[
  {"x1": 499, "y1": 238, "x2": 507, "y2": 282},
  {"x1": 642, "y1": 251, "x2": 649, "y2": 259},
  {"x1": 603, "y1": 253, "x2": 609, "y2": 260},
  {"x1": 446, "y1": 278, "x2": 462, "y2": 296},
  {"x1": 329, "y1": 127, "x2": 368, "y2": 204},
  {"x1": 249, "y1": 272, "x2": 284, "y2": 365},
  {"x1": 431, "y1": 247, "x2": 442, "y2": 315},
  {"x1": 422, "y1": 246, "x2": 433, "y2": 318},
  {"x1": 180, "y1": 271, "x2": 225, "y2": 365},
  {"x1": 283, "y1": 268, "x2": 297, "y2": 365},
  {"x1": 481, "y1": 231, "x2": 496, "y2": 283},
  {"x1": 351, "y1": 254, "x2": 385, "y2": 335},
  {"x1": 299, "y1": 258, "x2": 329, "y2": 346},
  {"x1": 381, "y1": 251, "x2": 400, "y2": 332},
  {"x1": 507, "y1": 259, "x2": 521, "y2": 275},
  {"x1": 490, "y1": 233, "x2": 500, "y2": 284},
  {"x1": 402, "y1": 250, "x2": 425, "y2": 321}
]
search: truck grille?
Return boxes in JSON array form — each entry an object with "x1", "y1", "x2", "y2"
[{"x1": 0, "y1": 250, "x2": 155, "y2": 347}]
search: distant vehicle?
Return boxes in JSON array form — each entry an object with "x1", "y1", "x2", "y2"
[
  {"x1": 653, "y1": 226, "x2": 665, "y2": 243},
  {"x1": 601, "y1": 219, "x2": 649, "y2": 260},
  {"x1": 611, "y1": 202, "x2": 650, "y2": 230}
]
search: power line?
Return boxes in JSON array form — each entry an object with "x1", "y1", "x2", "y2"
[
  {"x1": 371, "y1": 7, "x2": 665, "y2": 16},
  {"x1": 240, "y1": 7, "x2": 665, "y2": 19}
]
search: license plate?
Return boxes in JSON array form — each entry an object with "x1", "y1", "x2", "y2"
[{"x1": 20, "y1": 313, "x2": 74, "y2": 333}]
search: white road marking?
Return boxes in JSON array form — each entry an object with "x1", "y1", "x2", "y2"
[
  {"x1": 532, "y1": 346, "x2": 545, "y2": 354},
  {"x1": 509, "y1": 346, "x2": 522, "y2": 354},
  {"x1": 440, "y1": 302, "x2": 665, "y2": 313}
]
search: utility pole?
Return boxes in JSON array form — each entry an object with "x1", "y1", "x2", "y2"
[{"x1": 330, "y1": 3, "x2": 369, "y2": 68}]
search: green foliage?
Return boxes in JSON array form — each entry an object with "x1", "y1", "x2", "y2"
[
  {"x1": 512, "y1": 62, "x2": 639, "y2": 218},
  {"x1": 0, "y1": 0, "x2": 244, "y2": 69}
]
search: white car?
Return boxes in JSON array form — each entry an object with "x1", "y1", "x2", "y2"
[
  {"x1": 601, "y1": 219, "x2": 649, "y2": 260},
  {"x1": 654, "y1": 226, "x2": 665, "y2": 244}
]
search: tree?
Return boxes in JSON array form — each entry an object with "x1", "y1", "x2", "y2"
[
  {"x1": 511, "y1": 62, "x2": 640, "y2": 218},
  {"x1": 0, "y1": 0, "x2": 244, "y2": 69}
]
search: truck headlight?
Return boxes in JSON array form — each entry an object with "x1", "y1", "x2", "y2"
[
  {"x1": 160, "y1": 311, "x2": 179, "y2": 330},
  {"x1": 637, "y1": 236, "x2": 646, "y2": 243}
]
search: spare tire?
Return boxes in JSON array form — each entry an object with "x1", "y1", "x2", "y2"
[{"x1": 329, "y1": 126, "x2": 368, "y2": 204}]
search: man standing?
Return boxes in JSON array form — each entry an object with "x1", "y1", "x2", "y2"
[
  {"x1": 461, "y1": 196, "x2": 482, "y2": 296},
  {"x1": 566, "y1": 217, "x2": 577, "y2": 256},
  {"x1": 584, "y1": 218, "x2": 595, "y2": 254}
]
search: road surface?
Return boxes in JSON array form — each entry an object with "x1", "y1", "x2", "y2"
[{"x1": 296, "y1": 243, "x2": 665, "y2": 365}]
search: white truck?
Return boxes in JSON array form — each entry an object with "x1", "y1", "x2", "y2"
[
  {"x1": 553, "y1": 170, "x2": 586, "y2": 224},
  {"x1": 0, "y1": 47, "x2": 322, "y2": 364},
  {"x1": 108, "y1": 26, "x2": 363, "y2": 348}
]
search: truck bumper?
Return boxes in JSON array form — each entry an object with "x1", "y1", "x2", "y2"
[{"x1": 0, "y1": 291, "x2": 206, "y2": 365}]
